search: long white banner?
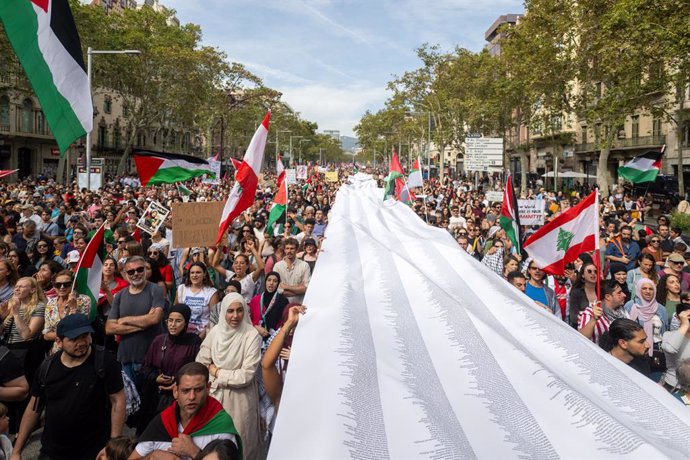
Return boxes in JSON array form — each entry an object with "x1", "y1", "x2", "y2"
[{"x1": 268, "y1": 174, "x2": 690, "y2": 459}]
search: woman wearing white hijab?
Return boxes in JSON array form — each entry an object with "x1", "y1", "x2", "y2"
[
  {"x1": 197, "y1": 292, "x2": 262, "y2": 459},
  {"x1": 623, "y1": 278, "x2": 669, "y2": 356}
]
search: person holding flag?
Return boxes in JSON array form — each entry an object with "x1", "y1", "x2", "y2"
[
  {"x1": 499, "y1": 174, "x2": 521, "y2": 255},
  {"x1": 407, "y1": 156, "x2": 423, "y2": 189},
  {"x1": 217, "y1": 112, "x2": 271, "y2": 244},
  {"x1": 42, "y1": 269, "x2": 91, "y2": 354},
  {"x1": 383, "y1": 150, "x2": 415, "y2": 205}
]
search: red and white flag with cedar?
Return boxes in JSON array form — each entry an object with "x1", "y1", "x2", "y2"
[
  {"x1": 523, "y1": 189, "x2": 599, "y2": 275},
  {"x1": 217, "y1": 112, "x2": 270, "y2": 243},
  {"x1": 73, "y1": 223, "x2": 105, "y2": 320}
]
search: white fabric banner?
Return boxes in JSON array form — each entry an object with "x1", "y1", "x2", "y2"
[{"x1": 268, "y1": 174, "x2": 690, "y2": 459}]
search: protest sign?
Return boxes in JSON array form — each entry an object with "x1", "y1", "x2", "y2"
[
  {"x1": 136, "y1": 201, "x2": 169, "y2": 235},
  {"x1": 518, "y1": 199, "x2": 545, "y2": 226},
  {"x1": 297, "y1": 165, "x2": 308, "y2": 180},
  {"x1": 325, "y1": 171, "x2": 338, "y2": 182},
  {"x1": 172, "y1": 201, "x2": 225, "y2": 248},
  {"x1": 286, "y1": 169, "x2": 297, "y2": 184},
  {"x1": 485, "y1": 191, "x2": 503, "y2": 202}
]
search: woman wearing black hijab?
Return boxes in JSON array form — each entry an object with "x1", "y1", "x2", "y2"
[
  {"x1": 249, "y1": 271, "x2": 289, "y2": 341},
  {"x1": 136, "y1": 304, "x2": 202, "y2": 433}
]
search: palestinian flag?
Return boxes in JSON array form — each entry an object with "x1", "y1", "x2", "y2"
[
  {"x1": 72, "y1": 223, "x2": 105, "y2": 320},
  {"x1": 408, "y1": 156, "x2": 423, "y2": 188},
  {"x1": 267, "y1": 176, "x2": 287, "y2": 236},
  {"x1": 217, "y1": 112, "x2": 270, "y2": 243},
  {"x1": 138, "y1": 396, "x2": 242, "y2": 460},
  {"x1": 383, "y1": 151, "x2": 404, "y2": 200},
  {"x1": 176, "y1": 182, "x2": 192, "y2": 196},
  {"x1": 523, "y1": 190, "x2": 599, "y2": 275},
  {"x1": 499, "y1": 174, "x2": 522, "y2": 253},
  {"x1": 617, "y1": 151, "x2": 662, "y2": 184},
  {"x1": 133, "y1": 150, "x2": 215, "y2": 186},
  {"x1": 276, "y1": 153, "x2": 285, "y2": 186},
  {"x1": 0, "y1": 0, "x2": 92, "y2": 155}
]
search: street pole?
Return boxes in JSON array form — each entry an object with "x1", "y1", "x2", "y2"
[
  {"x1": 219, "y1": 115, "x2": 224, "y2": 163},
  {"x1": 319, "y1": 148, "x2": 323, "y2": 165},
  {"x1": 86, "y1": 47, "x2": 92, "y2": 191}
]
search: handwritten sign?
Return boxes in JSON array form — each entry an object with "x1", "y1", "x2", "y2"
[
  {"x1": 517, "y1": 199, "x2": 545, "y2": 226},
  {"x1": 325, "y1": 171, "x2": 339, "y2": 182},
  {"x1": 172, "y1": 201, "x2": 225, "y2": 248}
]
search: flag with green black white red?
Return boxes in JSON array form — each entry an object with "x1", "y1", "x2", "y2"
[
  {"x1": 499, "y1": 174, "x2": 521, "y2": 253},
  {"x1": 133, "y1": 150, "x2": 215, "y2": 186},
  {"x1": 73, "y1": 223, "x2": 105, "y2": 320},
  {"x1": 0, "y1": 0, "x2": 93, "y2": 155},
  {"x1": 617, "y1": 151, "x2": 663, "y2": 184}
]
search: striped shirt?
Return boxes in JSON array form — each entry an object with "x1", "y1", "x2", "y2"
[{"x1": 577, "y1": 307, "x2": 611, "y2": 344}]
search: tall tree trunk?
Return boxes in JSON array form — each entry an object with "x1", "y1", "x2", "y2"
[
  {"x1": 677, "y1": 100, "x2": 685, "y2": 199},
  {"x1": 597, "y1": 146, "x2": 611, "y2": 199},
  {"x1": 117, "y1": 125, "x2": 139, "y2": 176}
]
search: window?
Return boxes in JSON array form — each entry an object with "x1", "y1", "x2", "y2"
[
  {"x1": 36, "y1": 111, "x2": 45, "y2": 135},
  {"x1": 0, "y1": 95, "x2": 9, "y2": 131},
  {"x1": 581, "y1": 126, "x2": 587, "y2": 144},
  {"x1": 98, "y1": 126, "x2": 107, "y2": 147},
  {"x1": 631, "y1": 115, "x2": 639, "y2": 139},
  {"x1": 593, "y1": 124, "x2": 601, "y2": 142},
  {"x1": 20, "y1": 98, "x2": 33, "y2": 133},
  {"x1": 652, "y1": 117, "x2": 662, "y2": 138},
  {"x1": 113, "y1": 127, "x2": 122, "y2": 149},
  {"x1": 122, "y1": 103, "x2": 129, "y2": 118},
  {"x1": 103, "y1": 96, "x2": 112, "y2": 114}
]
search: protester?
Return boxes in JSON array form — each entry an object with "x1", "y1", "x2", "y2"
[
  {"x1": 42, "y1": 270, "x2": 91, "y2": 353},
  {"x1": 175, "y1": 263, "x2": 218, "y2": 337},
  {"x1": 569, "y1": 261, "x2": 599, "y2": 328},
  {"x1": 672, "y1": 359, "x2": 690, "y2": 406},
  {"x1": 578, "y1": 279, "x2": 628, "y2": 343},
  {"x1": 10, "y1": 314, "x2": 125, "y2": 460},
  {"x1": 128, "y1": 362, "x2": 241, "y2": 460},
  {"x1": 137, "y1": 304, "x2": 202, "y2": 434},
  {"x1": 524, "y1": 261, "x2": 559, "y2": 315},
  {"x1": 249, "y1": 271, "x2": 289, "y2": 341},
  {"x1": 662, "y1": 307, "x2": 690, "y2": 391},
  {"x1": 196, "y1": 293, "x2": 261, "y2": 460},
  {"x1": 106, "y1": 256, "x2": 165, "y2": 385},
  {"x1": 599, "y1": 318, "x2": 651, "y2": 377},
  {"x1": 273, "y1": 238, "x2": 310, "y2": 305}
]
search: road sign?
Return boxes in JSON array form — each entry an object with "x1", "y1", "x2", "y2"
[{"x1": 465, "y1": 137, "x2": 503, "y2": 172}]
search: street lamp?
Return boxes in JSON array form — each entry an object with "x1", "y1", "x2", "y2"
[
  {"x1": 86, "y1": 47, "x2": 141, "y2": 190},
  {"x1": 289, "y1": 135, "x2": 302, "y2": 164},
  {"x1": 275, "y1": 129, "x2": 291, "y2": 158},
  {"x1": 298, "y1": 139, "x2": 310, "y2": 164}
]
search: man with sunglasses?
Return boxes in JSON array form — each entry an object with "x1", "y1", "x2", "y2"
[{"x1": 106, "y1": 256, "x2": 165, "y2": 384}]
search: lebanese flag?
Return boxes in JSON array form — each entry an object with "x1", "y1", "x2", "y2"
[
  {"x1": 266, "y1": 176, "x2": 287, "y2": 236},
  {"x1": 0, "y1": 170, "x2": 18, "y2": 179},
  {"x1": 617, "y1": 150, "x2": 662, "y2": 184},
  {"x1": 408, "y1": 156, "x2": 423, "y2": 188},
  {"x1": 133, "y1": 150, "x2": 215, "y2": 186},
  {"x1": 276, "y1": 153, "x2": 285, "y2": 187},
  {"x1": 72, "y1": 223, "x2": 105, "y2": 320},
  {"x1": 0, "y1": 0, "x2": 92, "y2": 155},
  {"x1": 523, "y1": 190, "x2": 599, "y2": 275},
  {"x1": 499, "y1": 174, "x2": 522, "y2": 253},
  {"x1": 217, "y1": 112, "x2": 270, "y2": 243}
]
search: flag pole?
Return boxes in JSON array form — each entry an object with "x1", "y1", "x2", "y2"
[{"x1": 594, "y1": 187, "x2": 601, "y2": 301}]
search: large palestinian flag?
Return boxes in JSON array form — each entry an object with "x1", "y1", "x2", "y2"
[
  {"x1": 133, "y1": 150, "x2": 215, "y2": 186},
  {"x1": 0, "y1": 0, "x2": 92, "y2": 155},
  {"x1": 617, "y1": 150, "x2": 663, "y2": 184}
]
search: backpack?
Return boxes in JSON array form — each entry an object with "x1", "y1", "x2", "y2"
[{"x1": 35, "y1": 345, "x2": 140, "y2": 416}]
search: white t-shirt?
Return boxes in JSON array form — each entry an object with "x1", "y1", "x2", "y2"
[{"x1": 176, "y1": 285, "x2": 216, "y2": 334}]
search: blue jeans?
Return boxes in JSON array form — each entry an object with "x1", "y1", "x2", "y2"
[{"x1": 122, "y1": 362, "x2": 142, "y2": 386}]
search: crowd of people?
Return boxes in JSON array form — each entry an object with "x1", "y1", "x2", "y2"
[{"x1": 0, "y1": 164, "x2": 688, "y2": 460}]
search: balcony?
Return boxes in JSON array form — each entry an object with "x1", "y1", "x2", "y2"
[
  {"x1": 0, "y1": 123, "x2": 9, "y2": 132},
  {"x1": 574, "y1": 135, "x2": 666, "y2": 153}
]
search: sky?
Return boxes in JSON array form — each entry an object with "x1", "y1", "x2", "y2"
[{"x1": 162, "y1": 0, "x2": 525, "y2": 137}]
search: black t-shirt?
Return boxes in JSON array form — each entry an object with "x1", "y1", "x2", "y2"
[
  {"x1": 31, "y1": 348, "x2": 124, "y2": 460},
  {"x1": 629, "y1": 356, "x2": 652, "y2": 378},
  {"x1": 0, "y1": 346, "x2": 24, "y2": 386}
]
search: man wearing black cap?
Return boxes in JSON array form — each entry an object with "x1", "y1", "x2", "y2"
[{"x1": 11, "y1": 314, "x2": 125, "y2": 460}]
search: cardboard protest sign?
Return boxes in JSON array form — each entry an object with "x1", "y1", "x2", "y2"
[{"x1": 172, "y1": 201, "x2": 225, "y2": 248}]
